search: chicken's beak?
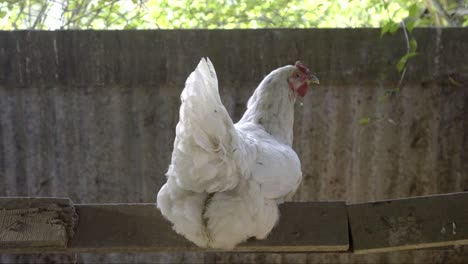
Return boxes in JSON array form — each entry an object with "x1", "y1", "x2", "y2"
[{"x1": 307, "y1": 74, "x2": 320, "y2": 85}]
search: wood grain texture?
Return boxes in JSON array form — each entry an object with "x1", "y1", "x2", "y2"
[
  {"x1": 348, "y1": 192, "x2": 468, "y2": 254},
  {"x1": 1, "y1": 201, "x2": 349, "y2": 253},
  {"x1": 2, "y1": 193, "x2": 468, "y2": 256},
  {"x1": 70, "y1": 202, "x2": 349, "y2": 252},
  {"x1": 0, "y1": 198, "x2": 77, "y2": 250}
]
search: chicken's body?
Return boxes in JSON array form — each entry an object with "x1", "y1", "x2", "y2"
[{"x1": 157, "y1": 58, "x2": 317, "y2": 249}]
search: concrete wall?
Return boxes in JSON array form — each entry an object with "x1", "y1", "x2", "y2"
[{"x1": 0, "y1": 29, "x2": 467, "y2": 263}]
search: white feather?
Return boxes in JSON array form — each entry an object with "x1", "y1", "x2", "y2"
[{"x1": 157, "y1": 58, "x2": 303, "y2": 250}]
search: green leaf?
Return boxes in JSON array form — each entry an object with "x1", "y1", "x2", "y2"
[
  {"x1": 0, "y1": 11, "x2": 6, "y2": 18},
  {"x1": 382, "y1": 1, "x2": 389, "y2": 10},
  {"x1": 396, "y1": 57, "x2": 407, "y2": 73},
  {"x1": 408, "y1": 4, "x2": 419, "y2": 18},
  {"x1": 381, "y1": 20, "x2": 399, "y2": 37},
  {"x1": 396, "y1": 52, "x2": 418, "y2": 72},
  {"x1": 409, "y1": 37, "x2": 418, "y2": 52},
  {"x1": 359, "y1": 117, "x2": 371, "y2": 126},
  {"x1": 124, "y1": 23, "x2": 138, "y2": 29},
  {"x1": 406, "y1": 20, "x2": 416, "y2": 33},
  {"x1": 463, "y1": 16, "x2": 468, "y2": 27},
  {"x1": 404, "y1": 51, "x2": 418, "y2": 60}
]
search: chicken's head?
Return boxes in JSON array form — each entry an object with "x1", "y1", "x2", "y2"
[{"x1": 287, "y1": 61, "x2": 319, "y2": 97}]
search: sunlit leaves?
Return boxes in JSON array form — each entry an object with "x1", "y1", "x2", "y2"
[
  {"x1": 405, "y1": 3, "x2": 420, "y2": 33},
  {"x1": 0, "y1": 0, "x2": 429, "y2": 30},
  {"x1": 380, "y1": 20, "x2": 400, "y2": 37},
  {"x1": 0, "y1": 0, "x2": 465, "y2": 30},
  {"x1": 408, "y1": 3, "x2": 419, "y2": 18},
  {"x1": 405, "y1": 20, "x2": 417, "y2": 32}
]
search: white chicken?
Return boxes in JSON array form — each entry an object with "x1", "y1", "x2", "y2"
[{"x1": 157, "y1": 58, "x2": 319, "y2": 250}]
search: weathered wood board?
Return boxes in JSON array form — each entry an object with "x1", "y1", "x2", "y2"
[
  {"x1": 70, "y1": 201, "x2": 349, "y2": 252},
  {"x1": 0, "y1": 197, "x2": 77, "y2": 250},
  {"x1": 243, "y1": 202, "x2": 348, "y2": 252},
  {"x1": 0, "y1": 201, "x2": 348, "y2": 253},
  {"x1": 3, "y1": 192, "x2": 468, "y2": 254},
  {"x1": 348, "y1": 192, "x2": 468, "y2": 254}
]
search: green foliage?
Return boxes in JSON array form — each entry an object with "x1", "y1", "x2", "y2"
[
  {"x1": 396, "y1": 51, "x2": 418, "y2": 72},
  {"x1": 409, "y1": 37, "x2": 418, "y2": 52},
  {"x1": 359, "y1": 117, "x2": 371, "y2": 126},
  {"x1": 380, "y1": 20, "x2": 400, "y2": 37},
  {"x1": 0, "y1": 0, "x2": 466, "y2": 29}
]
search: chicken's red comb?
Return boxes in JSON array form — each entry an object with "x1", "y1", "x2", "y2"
[{"x1": 295, "y1": 61, "x2": 310, "y2": 75}]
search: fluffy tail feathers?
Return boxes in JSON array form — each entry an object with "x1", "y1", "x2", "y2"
[{"x1": 168, "y1": 58, "x2": 240, "y2": 193}]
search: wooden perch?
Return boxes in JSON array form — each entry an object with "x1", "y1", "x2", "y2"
[
  {"x1": 1, "y1": 192, "x2": 468, "y2": 254},
  {"x1": 348, "y1": 192, "x2": 468, "y2": 254},
  {"x1": 0, "y1": 200, "x2": 348, "y2": 253}
]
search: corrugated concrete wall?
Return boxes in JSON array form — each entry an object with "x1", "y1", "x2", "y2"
[{"x1": 0, "y1": 29, "x2": 467, "y2": 263}]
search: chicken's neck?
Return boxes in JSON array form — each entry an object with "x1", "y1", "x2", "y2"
[{"x1": 239, "y1": 80, "x2": 296, "y2": 146}]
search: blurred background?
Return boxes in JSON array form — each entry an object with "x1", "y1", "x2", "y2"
[
  {"x1": 0, "y1": 0, "x2": 467, "y2": 263},
  {"x1": 0, "y1": 0, "x2": 466, "y2": 30}
]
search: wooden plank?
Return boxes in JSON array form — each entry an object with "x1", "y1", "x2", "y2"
[
  {"x1": 242, "y1": 202, "x2": 348, "y2": 252},
  {"x1": 0, "y1": 201, "x2": 348, "y2": 253},
  {"x1": 70, "y1": 202, "x2": 348, "y2": 253},
  {"x1": 0, "y1": 197, "x2": 77, "y2": 250},
  {"x1": 348, "y1": 192, "x2": 468, "y2": 254},
  {"x1": 69, "y1": 203, "x2": 192, "y2": 252},
  {"x1": 3, "y1": 193, "x2": 468, "y2": 254}
]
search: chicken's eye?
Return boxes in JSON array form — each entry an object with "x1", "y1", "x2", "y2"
[{"x1": 294, "y1": 73, "x2": 301, "y2": 78}]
